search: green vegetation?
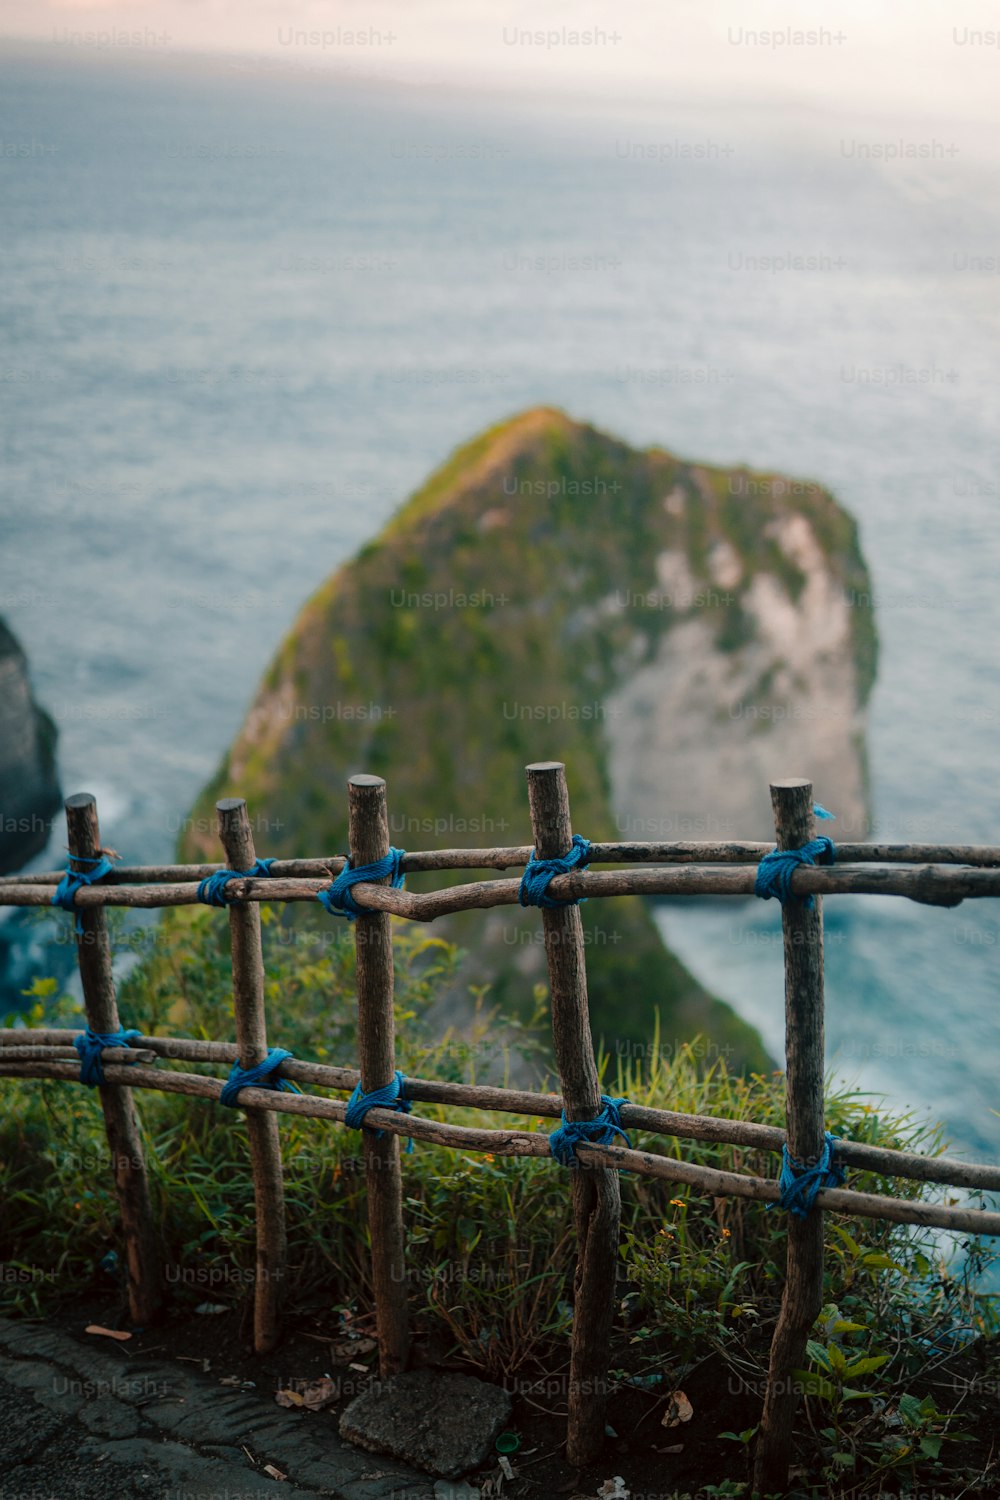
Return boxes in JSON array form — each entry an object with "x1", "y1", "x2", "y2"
[
  {"x1": 2, "y1": 910, "x2": 996, "y2": 1496},
  {"x1": 179, "y1": 408, "x2": 877, "y2": 1069}
]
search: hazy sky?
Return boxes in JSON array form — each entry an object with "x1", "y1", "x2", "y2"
[{"x1": 4, "y1": 0, "x2": 1000, "y2": 128}]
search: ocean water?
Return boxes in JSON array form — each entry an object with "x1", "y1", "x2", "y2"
[{"x1": 2, "y1": 47, "x2": 999, "y2": 1164}]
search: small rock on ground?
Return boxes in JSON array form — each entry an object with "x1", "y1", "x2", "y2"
[{"x1": 340, "y1": 1370, "x2": 511, "y2": 1478}]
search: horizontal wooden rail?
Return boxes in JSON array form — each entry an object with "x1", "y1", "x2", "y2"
[
  {"x1": 3, "y1": 861, "x2": 1000, "y2": 915},
  {"x1": 5, "y1": 1030, "x2": 1000, "y2": 1193},
  {"x1": 0, "y1": 858, "x2": 346, "y2": 886},
  {"x1": 0, "y1": 1045, "x2": 159, "y2": 1064},
  {"x1": 337, "y1": 863, "x2": 1000, "y2": 915},
  {"x1": 2, "y1": 1057, "x2": 998, "y2": 1237},
  {"x1": 5, "y1": 841, "x2": 1000, "y2": 888}
]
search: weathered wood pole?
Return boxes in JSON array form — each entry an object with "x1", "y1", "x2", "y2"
[
  {"x1": 526, "y1": 761, "x2": 621, "y2": 1466},
  {"x1": 216, "y1": 797, "x2": 287, "y2": 1354},
  {"x1": 64, "y1": 793, "x2": 162, "y2": 1324},
  {"x1": 754, "y1": 780, "x2": 828, "y2": 1495},
  {"x1": 348, "y1": 774, "x2": 410, "y2": 1375}
]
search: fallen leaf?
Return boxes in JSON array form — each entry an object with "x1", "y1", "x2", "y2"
[
  {"x1": 300, "y1": 1377, "x2": 340, "y2": 1410},
  {"x1": 85, "y1": 1325, "x2": 132, "y2": 1342},
  {"x1": 656, "y1": 1444, "x2": 684, "y2": 1454},
  {"x1": 262, "y1": 1463, "x2": 287, "y2": 1480},
  {"x1": 275, "y1": 1378, "x2": 340, "y2": 1410},
  {"x1": 348, "y1": 1362, "x2": 370, "y2": 1373},
  {"x1": 661, "y1": 1390, "x2": 694, "y2": 1427},
  {"x1": 331, "y1": 1336, "x2": 378, "y2": 1360}
]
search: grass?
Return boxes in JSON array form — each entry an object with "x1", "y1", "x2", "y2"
[{"x1": 2, "y1": 907, "x2": 999, "y2": 1495}]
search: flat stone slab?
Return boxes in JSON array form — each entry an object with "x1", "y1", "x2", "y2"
[{"x1": 339, "y1": 1370, "x2": 511, "y2": 1478}]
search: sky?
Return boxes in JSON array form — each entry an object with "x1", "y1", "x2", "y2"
[{"x1": 3, "y1": 0, "x2": 1000, "y2": 130}]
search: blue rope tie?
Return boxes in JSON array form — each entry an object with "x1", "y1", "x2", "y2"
[
  {"x1": 74, "y1": 1027, "x2": 143, "y2": 1087},
  {"x1": 197, "y1": 858, "x2": 276, "y2": 908},
  {"x1": 519, "y1": 835, "x2": 592, "y2": 909},
  {"x1": 53, "y1": 854, "x2": 117, "y2": 935},
  {"x1": 755, "y1": 823, "x2": 836, "y2": 909},
  {"x1": 344, "y1": 1069, "x2": 414, "y2": 1152},
  {"x1": 316, "y1": 848, "x2": 406, "y2": 920},
  {"x1": 770, "y1": 1132, "x2": 846, "y2": 1218},
  {"x1": 549, "y1": 1095, "x2": 631, "y2": 1167},
  {"x1": 219, "y1": 1046, "x2": 302, "y2": 1107}
]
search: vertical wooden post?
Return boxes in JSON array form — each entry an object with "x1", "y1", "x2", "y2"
[
  {"x1": 348, "y1": 774, "x2": 409, "y2": 1376},
  {"x1": 526, "y1": 761, "x2": 620, "y2": 1467},
  {"x1": 64, "y1": 793, "x2": 161, "y2": 1325},
  {"x1": 754, "y1": 779, "x2": 827, "y2": 1496},
  {"x1": 216, "y1": 797, "x2": 287, "y2": 1355}
]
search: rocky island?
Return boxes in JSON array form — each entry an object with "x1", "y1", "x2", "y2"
[
  {"x1": 183, "y1": 408, "x2": 877, "y2": 1065},
  {"x1": 0, "y1": 616, "x2": 60, "y2": 875}
]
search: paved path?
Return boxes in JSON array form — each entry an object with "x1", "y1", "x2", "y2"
[{"x1": 0, "y1": 1317, "x2": 433, "y2": 1500}]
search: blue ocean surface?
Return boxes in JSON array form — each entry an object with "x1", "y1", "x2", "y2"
[{"x1": 2, "y1": 46, "x2": 999, "y2": 1167}]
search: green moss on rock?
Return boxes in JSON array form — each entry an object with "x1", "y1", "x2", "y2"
[{"x1": 184, "y1": 409, "x2": 878, "y2": 1072}]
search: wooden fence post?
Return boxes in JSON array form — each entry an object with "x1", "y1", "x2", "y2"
[
  {"x1": 216, "y1": 797, "x2": 287, "y2": 1355},
  {"x1": 526, "y1": 761, "x2": 621, "y2": 1466},
  {"x1": 754, "y1": 779, "x2": 828, "y2": 1495},
  {"x1": 348, "y1": 774, "x2": 410, "y2": 1376},
  {"x1": 64, "y1": 793, "x2": 161, "y2": 1325}
]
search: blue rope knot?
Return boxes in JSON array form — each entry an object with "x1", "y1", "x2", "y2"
[
  {"x1": 197, "y1": 858, "x2": 276, "y2": 908},
  {"x1": 220, "y1": 1046, "x2": 302, "y2": 1107},
  {"x1": 755, "y1": 836, "x2": 835, "y2": 909},
  {"x1": 74, "y1": 1027, "x2": 143, "y2": 1087},
  {"x1": 344, "y1": 1069, "x2": 414, "y2": 1152},
  {"x1": 519, "y1": 835, "x2": 592, "y2": 909},
  {"x1": 316, "y1": 848, "x2": 406, "y2": 920},
  {"x1": 549, "y1": 1095, "x2": 631, "y2": 1167},
  {"x1": 771, "y1": 1131, "x2": 846, "y2": 1218},
  {"x1": 53, "y1": 854, "x2": 117, "y2": 935}
]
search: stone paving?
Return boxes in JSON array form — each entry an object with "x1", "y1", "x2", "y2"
[{"x1": 0, "y1": 1316, "x2": 434, "y2": 1500}]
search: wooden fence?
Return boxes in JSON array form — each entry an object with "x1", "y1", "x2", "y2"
[{"x1": 2, "y1": 763, "x2": 1000, "y2": 1494}]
